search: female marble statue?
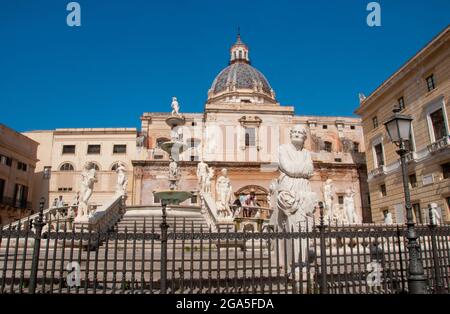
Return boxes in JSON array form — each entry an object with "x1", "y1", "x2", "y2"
[
  {"x1": 429, "y1": 203, "x2": 442, "y2": 225},
  {"x1": 384, "y1": 212, "x2": 393, "y2": 225},
  {"x1": 323, "y1": 179, "x2": 334, "y2": 222},
  {"x1": 216, "y1": 168, "x2": 233, "y2": 217},
  {"x1": 204, "y1": 167, "x2": 214, "y2": 194},
  {"x1": 343, "y1": 188, "x2": 358, "y2": 224},
  {"x1": 116, "y1": 162, "x2": 128, "y2": 195},
  {"x1": 77, "y1": 162, "x2": 98, "y2": 218}
]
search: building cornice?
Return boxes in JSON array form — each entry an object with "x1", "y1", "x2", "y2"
[{"x1": 355, "y1": 25, "x2": 449, "y2": 115}]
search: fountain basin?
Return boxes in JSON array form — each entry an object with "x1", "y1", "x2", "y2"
[
  {"x1": 165, "y1": 115, "x2": 185, "y2": 128},
  {"x1": 153, "y1": 190, "x2": 192, "y2": 205},
  {"x1": 160, "y1": 141, "x2": 188, "y2": 156}
]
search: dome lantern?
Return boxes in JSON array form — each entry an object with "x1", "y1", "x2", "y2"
[{"x1": 230, "y1": 31, "x2": 250, "y2": 64}]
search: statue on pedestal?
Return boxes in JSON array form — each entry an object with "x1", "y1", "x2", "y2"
[
  {"x1": 169, "y1": 156, "x2": 178, "y2": 190},
  {"x1": 171, "y1": 96, "x2": 180, "y2": 116},
  {"x1": 216, "y1": 168, "x2": 233, "y2": 218},
  {"x1": 343, "y1": 188, "x2": 358, "y2": 224},
  {"x1": 275, "y1": 125, "x2": 317, "y2": 272},
  {"x1": 77, "y1": 162, "x2": 98, "y2": 218},
  {"x1": 204, "y1": 167, "x2": 214, "y2": 194},
  {"x1": 115, "y1": 162, "x2": 128, "y2": 196},
  {"x1": 323, "y1": 179, "x2": 334, "y2": 223},
  {"x1": 429, "y1": 203, "x2": 442, "y2": 225},
  {"x1": 196, "y1": 159, "x2": 209, "y2": 193}
]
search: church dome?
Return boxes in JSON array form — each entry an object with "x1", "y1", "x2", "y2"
[
  {"x1": 210, "y1": 63, "x2": 273, "y2": 96},
  {"x1": 207, "y1": 34, "x2": 277, "y2": 104}
]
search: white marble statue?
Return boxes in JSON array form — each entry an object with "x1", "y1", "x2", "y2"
[
  {"x1": 323, "y1": 179, "x2": 334, "y2": 223},
  {"x1": 115, "y1": 162, "x2": 128, "y2": 196},
  {"x1": 169, "y1": 156, "x2": 178, "y2": 189},
  {"x1": 204, "y1": 167, "x2": 214, "y2": 194},
  {"x1": 359, "y1": 93, "x2": 367, "y2": 103},
  {"x1": 171, "y1": 96, "x2": 180, "y2": 116},
  {"x1": 77, "y1": 162, "x2": 98, "y2": 218},
  {"x1": 384, "y1": 212, "x2": 393, "y2": 225},
  {"x1": 343, "y1": 188, "x2": 358, "y2": 224},
  {"x1": 197, "y1": 159, "x2": 209, "y2": 193},
  {"x1": 216, "y1": 168, "x2": 233, "y2": 218},
  {"x1": 429, "y1": 203, "x2": 442, "y2": 225},
  {"x1": 275, "y1": 125, "x2": 317, "y2": 272}
]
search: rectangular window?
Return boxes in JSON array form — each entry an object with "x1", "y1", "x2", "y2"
[
  {"x1": 153, "y1": 194, "x2": 160, "y2": 204},
  {"x1": 13, "y1": 184, "x2": 28, "y2": 209},
  {"x1": 409, "y1": 173, "x2": 417, "y2": 188},
  {"x1": 380, "y1": 184, "x2": 387, "y2": 197},
  {"x1": 398, "y1": 96, "x2": 405, "y2": 110},
  {"x1": 350, "y1": 125, "x2": 356, "y2": 130},
  {"x1": 17, "y1": 162, "x2": 27, "y2": 172},
  {"x1": 324, "y1": 141, "x2": 332, "y2": 152},
  {"x1": 442, "y1": 162, "x2": 450, "y2": 179},
  {"x1": 426, "y1": 74, "x2": 435, "y2": 92},
  {"x1": 412, "y1": 203, "x2": 423, "y2": 224},
  {"x1": 372, "y1": 116, "x2": 379, "y2": 128},
  {"x1": 113, "y1": 144, "x2": 127, "y2": 154},
  {"x1": 338, "y1": 195, "x2": 344, "y2": 205},
  {"x1": 0, "y1": 155, "x2": 12, "y2": 167},
  {"x1": 87, "y1": 145, "x2": 101, "y2": 154},
  {"x1": 374, "y1": 143, "x2": 384, "y2": 167},
  {"x1": 430, "y1": 108, "x2": 447, "y2": 141},
  {"x1": 322, "y1": 125, "x2": 328, "y2": 129},
  {"x1": 62, "y1": 145, "x2": 75, "y2": 154},
  {"x1": 245, "y1": 128, "x2": 256, "y2": 147},
  {"x1": 0, "y1": 178, "x2": 5, "y2": 202}
]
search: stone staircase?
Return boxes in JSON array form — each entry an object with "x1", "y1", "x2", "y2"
[{"x1": 113, "y1": 205, "x2": 209, "y2": 233}]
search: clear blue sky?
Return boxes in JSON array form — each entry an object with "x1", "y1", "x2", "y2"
[{"x1": 1, "y1": 0, "x2": 449, "y2": 132}]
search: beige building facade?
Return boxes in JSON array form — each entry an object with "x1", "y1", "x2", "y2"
[
  {"x1": 24, "y1": 128, "x2": 139, "y2": 209},
  {"x1": 0, "y1": 124, "x2": 38, "y2": 225},
  {"x1": 355, "y1": 26, "x2": 450, "y2": 224}
]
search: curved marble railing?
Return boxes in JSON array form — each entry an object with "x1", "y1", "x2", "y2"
[
  {"x1": 74, "y1": 194, "x2": 125, "y2": 233},
  {"x1": 199, "y1": 193, "x2": 218, "y2": 231}
]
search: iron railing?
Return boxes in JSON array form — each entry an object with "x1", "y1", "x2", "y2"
[{"x1": 0, "y1": 214, "x2": 449, "y2": 294}]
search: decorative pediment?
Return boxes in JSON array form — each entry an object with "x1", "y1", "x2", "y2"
[{"x1": 238, "y1": 115, "x2": 262, "y2": 127}]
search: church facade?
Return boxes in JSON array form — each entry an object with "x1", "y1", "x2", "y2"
[{"x1": 25, "y1": 35, "x2": 371, "y2": 222}]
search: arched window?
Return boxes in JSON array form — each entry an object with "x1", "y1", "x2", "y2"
[{"x1": 59, "y1": 163, "x2": 74, "y2": 171}]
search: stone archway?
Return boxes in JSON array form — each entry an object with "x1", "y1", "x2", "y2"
[{"x1": 234, "y1": 185, "x2": 269, "y2": 208}]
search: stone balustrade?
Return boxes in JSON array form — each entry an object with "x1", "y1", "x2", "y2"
[
  {"x1": 74, "y1": 194, "x2": 125, "y2": 233},
  {"x1": 427, "y1": 135, "x2": 450, "y2": 154}
]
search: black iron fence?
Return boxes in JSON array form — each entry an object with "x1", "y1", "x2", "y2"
[{"x1": 0, "y1": 214, "x2": 449, "y2": 294}]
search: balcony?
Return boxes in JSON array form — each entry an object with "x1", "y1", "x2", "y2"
[
  {"x1": 405, "y1": 151, "x2": 417, "y2": 163},
  {"x1": 427, "y1": 135, "x2": 450, "y2": 154},
  {"x1": 369, "y1": 165, "x2": 386, "y2": 178},
  {"x1": 0, "y1": 196, "x2": 33, "y2": 210}
]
